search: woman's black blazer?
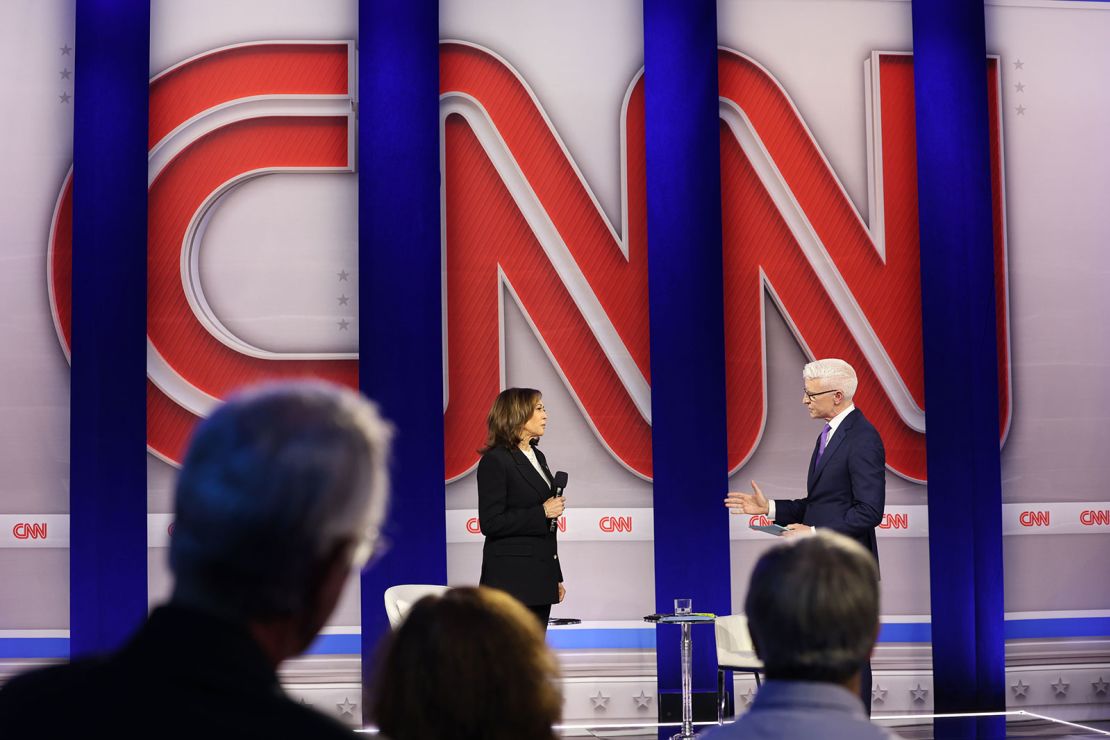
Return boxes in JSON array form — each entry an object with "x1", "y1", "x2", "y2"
[{"x1": 477, "y1": 445, "x2": 563, "y2": 606}]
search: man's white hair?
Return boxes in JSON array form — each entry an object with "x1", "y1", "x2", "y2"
[
  {"x1": 169, "y1": 381, "x2": 393, "y2": 621},
  {"x1": 803, "y1": 358, "x2": 858, "y2": 401}
]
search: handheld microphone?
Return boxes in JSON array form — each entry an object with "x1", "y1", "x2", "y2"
[{"x1": 549, "y1": 471, "x2": 568, "y2": 533}]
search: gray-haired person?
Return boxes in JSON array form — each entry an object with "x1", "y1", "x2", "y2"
[
  {"x1": 726, "y1": 358, "x2": 885, "y2": 710},
  {"x1": 702, "y1": 532, "x2": 896, "y2": 740},
  {"x1": 0, "y1": 382, "x2": 392, "y2": 738}
]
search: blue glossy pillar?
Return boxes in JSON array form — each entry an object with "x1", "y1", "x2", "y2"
[
  {"x1": 911, "y1": 1, "x2": 1006, "y2": 737},
  {"x1": 643, "y1": 0, "x2": 732, "y2": 728},
  {"x1": 70, "y1": 0, "x2": 150, "y2": 657},
  {"x1": 357, "y1": 0, "x2": 446, "y2": 697}
]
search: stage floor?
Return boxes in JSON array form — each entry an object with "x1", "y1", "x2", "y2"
[{"x1": 537, "y1": 714, "x2": 1110, "y2": 738}]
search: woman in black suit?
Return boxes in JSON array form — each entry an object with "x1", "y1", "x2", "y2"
[{"x1": 477, "y1": 388, "x2": 566, "y2": 628}]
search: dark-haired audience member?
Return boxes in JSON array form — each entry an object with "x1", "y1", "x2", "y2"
[
  {"x1": 372, "y1": 586, "x2": 562, "y2": 740},
  {"x1": 702, "y1": 532, "x2": 895, "y2": 740},
  {"x1": 0, "y1": 382, "x2": 392, "y2": 739}
]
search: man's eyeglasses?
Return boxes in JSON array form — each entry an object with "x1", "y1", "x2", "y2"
[{"x1": 803, "y1": 388, "x2": 839, "y2": 401}]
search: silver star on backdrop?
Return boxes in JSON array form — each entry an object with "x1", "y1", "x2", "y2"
[
  {"x1": 1014, "y1": 81, "x2": 1025, "y2": 93},
  {"x1": 1011, "y1": 680, "x2": 1029, "y2": 698},
  {"x1": 632, "y1": 691, "x2": 652, "y2": 709},
  {"x1": 871, "y1": 685, "x2": 887, "y2": 704},
  {"x1": 60, "y1": 44, "x2": 72, "y2": 55},
  {"x1": 60, "y1": 68, "x2": 71, "y2": 80},
  {"x1": 910, "y1": 684, "x2": 929, "y2": 703},
  {"x1": 337, "y1": 319, "x2": 350, "y2": 331},
  {"x1": 1093, "y1": 677, "x2": 1109, "y2": 696},
  {"x1": 1013, "y1": 59, "x2": 1024, "y2": 70},
  {"x1": 59, "y1": 92, "x2": 71, "y2": 104},
  {"x1": 336, "y1": 697, "x2": 357, "y2": 716},
  {"x1": 740, "y1": 687, "x2": 756, "y2": 706},
  {"x1": 1016, "y1": 105, "x2": 1026, "y2": 116},
  {"x1": 338, "y1": 270, "x2": 350, "y2": 281},
  {"x1": 1050, "y1": 677, "x2": 1069, "y2": 697},
  {"x1": 337, "y1": 294, "x2": 350, "y2": 306},
  {"x1": 590, "y1": 691, "x2": 610, "y2": 710}
]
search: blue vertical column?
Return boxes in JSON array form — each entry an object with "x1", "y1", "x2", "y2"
[
  {"x1": 911, "y1": 2, "x2": 1006, "y2": 738},
  {"x1": 357, "y1": 0, "x2": 446, "y2": 685},
  {"x1": 70, "y1": 0, "x2": 150, "y2": 657},
  {"x1": 643, "y1": 0, "x2": 732, "y2": 725}
]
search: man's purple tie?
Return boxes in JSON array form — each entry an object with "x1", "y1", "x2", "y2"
[{"x1": 815, "y1": 424, "x2": 832, "y2": 466}]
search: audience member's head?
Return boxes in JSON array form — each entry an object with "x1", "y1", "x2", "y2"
[
  {"x1": 169, "y1": 381, "x2": 392, "y2": 660},
  {"x1": 745, "y1": 531, "x2": 879, "y2": 686},
  {"x1": 372, "y1": 586, "x2": 562, "y2": 740}
]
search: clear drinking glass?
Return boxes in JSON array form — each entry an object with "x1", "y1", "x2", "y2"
[{"x1": 674, "y1": 598, "x2": 692, "y2": 615}]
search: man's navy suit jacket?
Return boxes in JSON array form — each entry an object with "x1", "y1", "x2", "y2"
[{"x1": 774, "y1": 408, "x2": 886, "y2": 567}]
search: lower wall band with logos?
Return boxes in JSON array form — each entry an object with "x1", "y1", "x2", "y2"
[{"x1": 3, "y1": 504, "x2": 1109, "y2": 547}]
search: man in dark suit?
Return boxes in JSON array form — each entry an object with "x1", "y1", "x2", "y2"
[
  {"x1": 726, "y1": 358, "x2": 885, "y2": 712},
  {"x1": 0, "y1": 382, "x2": 393, "y2": 738}
]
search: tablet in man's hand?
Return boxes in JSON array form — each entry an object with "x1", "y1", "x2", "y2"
[{"x1": 750, "y1": 523, "x2": 788, "y2": 536}]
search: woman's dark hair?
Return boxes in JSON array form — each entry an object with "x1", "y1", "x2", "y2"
[
  {"x1": 371, "y1": 586, "x2": 562, "y2": 740},
  {"x1": 481, "y1": 387, "x2": 542, "y2": 452}
]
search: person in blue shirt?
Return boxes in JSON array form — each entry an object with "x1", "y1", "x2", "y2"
[{"x1": 702, "y1": 532, "x2": 895, "y2": 740}]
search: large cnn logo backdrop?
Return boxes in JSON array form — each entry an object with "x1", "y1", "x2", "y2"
[
  {"x1": 46, "y1": 40, "x2": 1012, "y2": 481},
  {"x1": 4, "y1": 0, "x2": 1107, "y2": 664}
]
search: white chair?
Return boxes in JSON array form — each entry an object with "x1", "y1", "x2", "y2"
[
  {"x1": 715, "y1": 614, "x2": 764, "y2": 721},
  {"x1": 383, "y1": 584, "x2": 450, "y2": 628}
]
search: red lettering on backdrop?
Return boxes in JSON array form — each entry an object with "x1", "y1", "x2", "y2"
[
  {"x1": 440, "y1": 43, "x2": 652, "y2": 479},
  {"x1": 440, "y1": 46, "x2": 1009, "y2": 481},
  {"x1": 49, "y1": 43, "x2": 356, "y2": 463},
  {"x1": 717, "y1": 51, "x2": 1009, "y2": 481},
  {"x1": 49, "y1": 43, "x2": 1011, "y2": 481}
]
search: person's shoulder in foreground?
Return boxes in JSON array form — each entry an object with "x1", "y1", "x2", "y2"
[
  {"x1": 699, "y1": 680, "x2": 897, "y2": 740},
  {"x1": 0, "y1": 381, "x2": 390, "y2": 739},
  {"x1": 0, "y1": 648, "x2": 356, "y2": 739}
]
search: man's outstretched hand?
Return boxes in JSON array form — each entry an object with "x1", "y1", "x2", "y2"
[{"x1": 724, "y1": 480, "x2": 769, "y2": 515}]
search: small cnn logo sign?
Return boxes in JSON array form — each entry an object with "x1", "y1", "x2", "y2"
[
  {"x1": 879, "y1": 513, "x2": 909, "y2": 529},
  {"x1": 1, "y1": 515, "x2": 69, "y2": 547},
  {"x1": 1019, "y1": 510, "x2": 1050, "y2": 527},
  {"x1": 12, "y1": 522, "x2": 48, "y2": 540},
  {"x1": 599, "y1": 516, "x2": 632, "y2": 533},
  {"x1": 1079, "y1": 509, "x2": 1109, "y2": 527}
]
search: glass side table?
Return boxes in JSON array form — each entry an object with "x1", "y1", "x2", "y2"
[{"x1": 644, "y1": 612, "x2": 717, "y2": 740}]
